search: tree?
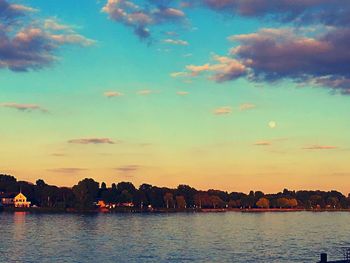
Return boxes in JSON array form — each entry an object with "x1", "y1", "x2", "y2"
[
  {"x1": 119, "y1": 190, "x2": 132, "y2": 203},
  {"x1": 36, "y1": 179, "x2": 47, "y2": 188},
  {"x1": 255, "y1": 191, "x2": 265, "y2": 201},
  {"x1": 0, "y1": 174, "x2": 17, "y2": 192},
  {"x1": 288, "y1": 198, "x2": 298, "y2": 208},
  {"x1": 176, "y1": 185, "x2": 197, "y2": 208},
  {"x1": 58, "y1": 187, "x2": 75, "y2": 208},
  {"x1": 276, "y1": 198, "x2": 290, "y2": 208},
  {"x1": 228, "y1": 199, "x2": 241, "y2": 208},
  {"x1": 117, "y1": 182, "x2": 136, "y2": 195},
  {"x1": 256, "y1": 197, "x2": 270, "y2": 208},
  {"x1": 241, "y1": 193, "x2": 255, "y2": 208},
  {"x1": 326, "y1": 196, "x2": 339, "y2": 208},
  {"x1": 72, "y1": 178, "x2": 99, "y2": 210},
  {"x1": 163, "y1": 192, "x2": 174, "y2": 209},
  {"x1": 210, "y1": 195, "x2": 224, "y2": 208},
  {"x1": 176, "y1": 195, "x2": 186, "y2": 209},
  {"x1": 276, "y1": 198, "x2": 298, "y2": 208},
  {"x1": 138, "y1": 184, "x2": 153, "y2": 206},
  {"x1": 194, "y1": 192, "x2": 211, "y2": 208},
  {"x1": 310, "y1": 195, "x2": 325, "y2": 209}
]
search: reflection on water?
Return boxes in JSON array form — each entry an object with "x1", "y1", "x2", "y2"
[
  {"x1": 0, "y1": 212, "x2": 349, "y2": 262},
  {"x1": 13, "y1": 212, "x2": 27, "y2": 242}
]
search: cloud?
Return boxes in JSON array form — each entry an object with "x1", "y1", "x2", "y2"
[
  {"x1": 239, "y1": 103, "x2": 256, "y2": 111},
  {"x1": 198, "y1": 0, "x2": 350, "y2": 27},
  {"x1": 104, "y1": 91, "x2": 123, "y2": 98},
  {"x1": 176, "y1": 91, "x2": 189, "y2": 96},
  {"x1": 229, "y1": 27, "x2": 350, "y2": 93},
  {"x1": 303, "y1": 145, "x2": 338, "y2": 150},
  {"x1": 0, "y1": 0, "x2": 94, "y2": 72},
  {"x1": 102, "y1": 0, "x2": 185, "y2": 40},
  {"x1": 115, "y1": 165, "x2": 140, "y2": 174},
  {"x1": 44, "y1": 19, "x2": 72, "y2": 31},
  {"x1": 254, "y1": 137, "x2": 289, "y2": 147},
  {"x1": 137, "y1": 89, "x2": 154, "y2": 95},
  {"x1": 177, "y1": 55, "x2": 247, "y2": 82},
  {"x1": 213, "y1": 106, "x2": 232, "y2": 115},
  {"x1": 164, "y1": 31, "x2": 178, "y2": 36},
  {"x1": 68, "y1": 138, "x2": 116, "y2": 144},
  {"x1": 0, "y1": 0, "x2": 36, "y2": 21},
  {"x1": 163, "y1": 38, "x2": 189, "y2": 46},
  {"x1": 153, "y1": 7, "x2": 185, "y2": 22},
  {"x1": 175, "y1": 26, "x2": 350, "y2": 94},
  {"x1": 254, "y1": 141, "x2": 271, "y2": 146},
  {"x1": 200, "y1": 0, "x2": 313, "y2": 17},
  {"x1": 331, "y1": 172, "x2": 350, "y2": 177},
  {"x1": 170, "y1": 71, "x2": 188, "y2": 78},
  {"x1": 47, "y1": 168, "x2": 87, "y2": 174},
  {"x1": 50, "y1": 153, "x2": 66, "y2": 157},
  {"x1": 0, "y1": 102, "x2": 47, "y2": 112}
]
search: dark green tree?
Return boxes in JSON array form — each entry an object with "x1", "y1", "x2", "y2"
[{"x1": 72, "y1": 178, "x2": 99, "y2": 210}]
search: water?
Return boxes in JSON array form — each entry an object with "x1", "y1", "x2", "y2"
[{"x1": 0, "y1": 212, "x2": 349, "y2": 263}]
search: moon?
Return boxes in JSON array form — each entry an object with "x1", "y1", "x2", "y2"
[{"x1": 268, "y1": 121, "x2": 277, "y2": 129}]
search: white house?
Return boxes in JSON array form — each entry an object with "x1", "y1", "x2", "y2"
[{"x1": 14, "y1": 192, "x2": 31, "y2": 208}]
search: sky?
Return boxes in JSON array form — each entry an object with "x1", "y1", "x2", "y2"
[{"x1": 1, "y1": 0, "x2": 350, "y2": 193}]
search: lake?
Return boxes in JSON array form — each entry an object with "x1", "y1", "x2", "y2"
[{"x1": 0, "y1": 212, "x2": 349, "y2": 262}]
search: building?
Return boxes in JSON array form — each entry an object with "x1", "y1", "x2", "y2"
[
  {"x1": 119, "y1": 202, "x2": 134, "y2": 207},
  {"x1": 0, "y1": 193, "x2": 16, "y2": 206},
  {"x1": 97, "y1": 200, "x2": 106, "y2": 208},
  {"x1": 14, "y1": 192, "x2": 31, "y2": 208}
]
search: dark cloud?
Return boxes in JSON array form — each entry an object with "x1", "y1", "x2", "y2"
[
  {"x1": 47, "y1": 168, "x2": 87, "y2": 174},
  {"x1": 0, "y1": 0, "x2": 35, "y2": 22},
  {"x1": 0, "y1": 0, "x2": 93, "y2": 72},
  {"x1": 68, "y1": 138, "x2": 116, "y2": 144},
  {"x1": 102, "y1": 0, "x2": 185, "y2": 40},
  {"x1": 229, "y1": 27, "x2": 350, "y2": 93},
  {"x1": 201, "y1": 0, "x2": 323, "y2": 17},
  {"x1": 179, "y1": 26, "x2": 350, "y2": 94},
  {"x1": 199, "y1": 0, "x2": 350, "y2": 27},
  {"x1": 115, "y1": 165, "x2": 141, "y2": 175}
]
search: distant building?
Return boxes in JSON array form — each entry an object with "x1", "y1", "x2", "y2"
[
  {"x1": 14, "y1": 192, "x2": 31, "y2": 208},
  {"x1": 97, "y1": 200, "x2": 106, "y2": 208},
  {"x1": 0, "y1": 193, "x2": 16, "y2": 206},
  {"x1": 119, "y1": 202, "x2": 134, "y2": 207}
]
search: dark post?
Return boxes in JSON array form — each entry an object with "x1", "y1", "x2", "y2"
[{"x1": 320, "y1": 253, "x2": 327, "y2": 263}]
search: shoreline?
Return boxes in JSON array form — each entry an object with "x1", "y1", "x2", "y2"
[{"x1": 2, "y1": 207, "x2": 350, "y2": 214}]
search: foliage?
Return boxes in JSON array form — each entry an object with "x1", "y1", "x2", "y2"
[
  {"x1": 256, "y1": 197, "x2": 270, "y2": 208},
  {"x1": 1, "y1": 175, "x2": 350, "y2": 211},
  {"x1": 72, "y1": 178, "x2": 99, "y2": 210}
]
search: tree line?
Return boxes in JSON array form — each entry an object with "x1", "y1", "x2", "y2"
[{"x1": 1, "y1": 174, "x2": 350, "y2": 210}]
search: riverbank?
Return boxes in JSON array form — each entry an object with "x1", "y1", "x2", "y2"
[{"x1": 2, "y1": 207, "x2": 350, "y2": 213}]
